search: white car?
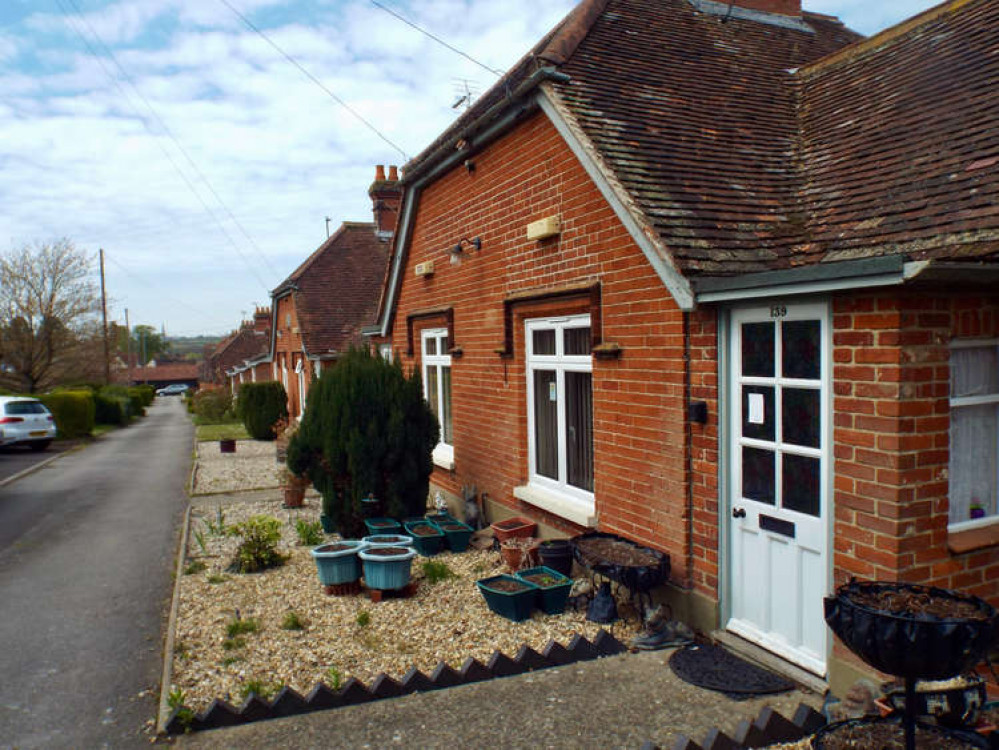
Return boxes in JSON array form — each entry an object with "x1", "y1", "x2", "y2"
[{"x1": 0, "y1": 396, "x2": 57, "y2": 451}]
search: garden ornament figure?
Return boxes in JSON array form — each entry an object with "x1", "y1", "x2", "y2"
[{"x1": 434, "y1": 490, "x2": 447, "y2": 514}]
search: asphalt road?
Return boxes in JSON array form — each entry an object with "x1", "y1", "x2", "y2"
[
  {"x1": 0, "y1": 397, "x2": 192, "y2": 749},
  {"x1": 0, "y1": 440, "x2": 79, "y2": 485}
]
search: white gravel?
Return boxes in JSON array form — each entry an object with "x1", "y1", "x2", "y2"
[
  {"x1": 175, "y1": 442, "x2": 642, "y2": 711},
  {"x1": 191, "y1": 440, "x2": 283, "y2": 495}
]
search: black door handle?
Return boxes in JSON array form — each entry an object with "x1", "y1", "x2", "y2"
[{"x1": 732, "y1": 508, "x2": 746, "y2": 519}]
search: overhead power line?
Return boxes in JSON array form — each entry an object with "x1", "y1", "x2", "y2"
[
  {"x1": 104, "y1": 252, "x2": 216, "y2": 320},
  {"x1": 367, "y1": 0, "x2": 504, "y2": 78},
  {"x1": 218, "y1": 0, "x2": 409, "y2": 162},
  {"x1": 56, "y1": 0, "x2": 278, "y2": 289}
]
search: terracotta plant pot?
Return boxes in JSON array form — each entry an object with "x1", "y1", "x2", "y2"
[
  {"x1": 500, "y1": 537, "x2": 540, "y2": 571},
  {"x1": 219, "y1": 438, "x2": 236, "y2": 453},
  {"x1": 491, "y1": 516, "x2": 537, "y2": 544}
]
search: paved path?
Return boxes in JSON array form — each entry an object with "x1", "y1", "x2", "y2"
[{"x1": 0, "y1": 398, "x2": 192, "y2": 749}]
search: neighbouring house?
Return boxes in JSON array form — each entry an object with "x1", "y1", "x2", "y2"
[
  {"x1": 268, "y1": 166, "x2": 401, "y2": 419},
  {"x1": 128, "y1": 360, "x2": 200, "y2": 390},
  {"x1": 206, "y1": 307, "x2": 271, "y2": 389},
  {"x1": 368, "y1": 0, "x2": 999, "y2": 694}
]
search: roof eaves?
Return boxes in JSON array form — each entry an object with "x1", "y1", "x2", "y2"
[{"x1": 538, "y1": 84, "x2": 695, "y2": 310}]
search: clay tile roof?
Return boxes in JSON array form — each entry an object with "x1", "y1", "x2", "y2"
[
  {"x1": 131, "y1": 362, "x2": 200, "y2": 382},
  {"x1": 796, "y1": 0, "x2": 999, "y2": 267},
  {"x1": 275, "y1": 222, "x2": 389, "y2": 356},
  {"x1": 215, "y1": 325, "x2": 270, "y2": 372}
]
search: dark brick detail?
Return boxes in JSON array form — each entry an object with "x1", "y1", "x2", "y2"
[
  {"x1": 429, "y1": 662, "x2": 463, "y2": 689},
  {"x1": 369, "y1": 673, "x2": 405, "y2": 699},
  {"x1": 651, "y1": 702, "x2": 826, "y2": 750},
  {"x1": 458, "y1": 657, "x2": 493, "y2": 683},
  {"x1": 304, "y1": 683, "x2": 341, "y2": 711},
  {"x1": 269, "y1": 687, "x2": 309, "y2": 718},
  {"x1": 514, "y1": 645, "x2": 552, "y2": 671},
  {"x1": 399, "y1": 668, "x2": 435, "y2": 693}
]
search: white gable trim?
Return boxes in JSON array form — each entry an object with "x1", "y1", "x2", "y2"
[{"x1": 537, "y1": 86, "x2": 695, "y2": 311}]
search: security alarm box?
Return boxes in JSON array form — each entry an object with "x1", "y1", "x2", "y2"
[
  {"x1": 526, "y1": 216, "x2": 561, "y2": 241},
  {"x1": 414, "y1": 261, "x2": 435, "y2": 277}
]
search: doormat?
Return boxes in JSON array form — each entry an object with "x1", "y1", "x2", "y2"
[{"x1": 668, "y1": 643, "x2": 795, "y2": 699}]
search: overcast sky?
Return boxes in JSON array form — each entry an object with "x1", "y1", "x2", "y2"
[{"x1": 0, "y1": 0, "x2": 941, "y2": 337}]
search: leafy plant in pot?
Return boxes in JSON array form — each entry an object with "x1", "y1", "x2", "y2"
[{"x1": 287, "y1": 346, "x2": 439, "y2": 539}]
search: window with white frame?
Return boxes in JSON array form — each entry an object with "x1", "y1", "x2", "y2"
[
  {"x1": 949, "y1": 339, "x2": 999, "y2": 529},
  {"x1": 379, "y1": 343, "x2": 393, "y2": 361},
  {"x1": 422, "y1": 329, "x2": 453, "y2": 467},
  {"x1": 295, "y1": 358, "x2": 306, "y2": 417},
  {"x1": 526, "y1": 314, "x2": 594, "y2": 505}
]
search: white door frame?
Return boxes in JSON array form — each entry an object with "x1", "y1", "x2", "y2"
[{"x1": 720, "y1": 299, "x2": 833, "y2": 676}]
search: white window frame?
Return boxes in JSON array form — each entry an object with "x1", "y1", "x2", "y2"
[
  {"x1": 422, "y1": 328, "x2": 453, "y2": 469},
  {"x1": 948, "y1": 338, "x2": 999, "y2": 532},
  {"x1": 520, "y1": 314, "x2": 595, "y2": 525},
  {"x1": 295, "y1": 357, "x2": 306, "y2": 418},
  {"x1": 379, "y1": 343, "x2": 393, "y2": 361}
]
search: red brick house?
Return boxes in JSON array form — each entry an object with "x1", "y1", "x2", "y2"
[
  {"x1": 268, "y1": 167, "x2": 400, "y2": 418},
  {"x1": 369, "y1": 0, "x2": 999, "y2": 692},
  {"x1": 208, "y1": 307, "x2": 271, "y2": 389}
]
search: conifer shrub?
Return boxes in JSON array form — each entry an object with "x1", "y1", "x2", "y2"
[
  {"x1": 39, "y1": 391, "x2": 95, "y2": 438},
  {"x1": 287, "y1": 346, "x2": 439, "y2": 538},
  {"x1": 236, "y1": 381, "x2": 288, "y2": 440}
]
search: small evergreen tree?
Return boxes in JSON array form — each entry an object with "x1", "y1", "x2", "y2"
[
  {"x1": 237, "y1": 381, "x2": 288, "y2": 440},
  {"x1": 287, "y1": 346, "x2": 439, "y2": 537}
]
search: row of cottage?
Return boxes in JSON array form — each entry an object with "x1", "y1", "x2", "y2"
[{"x1": 206, "y1": 0, "x2": 999, "y2": 694}]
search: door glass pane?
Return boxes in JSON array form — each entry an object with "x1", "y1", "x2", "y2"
[
  {"x1": 783, "y1": 454, "x2": 821, "y2": 516},
  {"x1": 533, "y1": 370, "x2": 558, "y2": 480},
  {"x1": 425, "y1": 336, "x2": 437, "y2": 356},
  {"x1": 782, "y1": 388, "x2": 820, "y2": 448},
  {"x1": 532, "y1": 329, "x2": 556, "y2": 356},
  {"x1": 564, "y1": 327, "x2": 591, "y2": 356},
  {"x1": 782, "y1": 320, "x2": 820, "y2": 380},
  {"x1": 426, "y1": 366, "x2": 439, "y2": 425},
  {"x1": 742, "y1": 446, "x2": 775, "y2": 505},
  {"x1": 742, "y1": 386, "x2": 775, "y2": 441},
  {"x1": 565, "y1": 371, "x2": 593, "y2": 491},
  {"x1": 441, "y1": 366, "x2": 453, "y2": 444},
  {"x1": 742, "y1": 322, "x2": 774, "y2": 377}
]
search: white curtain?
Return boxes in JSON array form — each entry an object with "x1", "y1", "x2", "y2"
[{"x1": 949, "y1": 347, "x2": 999, "y2": 523}]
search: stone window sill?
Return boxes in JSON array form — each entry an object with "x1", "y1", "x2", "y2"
[
  {"x1": 432, "y1": 443, "x2": 454, "y2": 471},
  {"x1": 513, "y1": 484, "x2": 596, "y2": 528},
  {"x1": 948, "y1": 522, "x2": 999, "y2": 554}
]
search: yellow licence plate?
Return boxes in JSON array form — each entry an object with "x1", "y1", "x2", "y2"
[{"x1": 30, "y1": 431, "x2": 47, "y2": 437}]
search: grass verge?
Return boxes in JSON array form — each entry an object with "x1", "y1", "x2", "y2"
[{"x1": 195, "y1": 422, "x2": 250, "y2": 442}]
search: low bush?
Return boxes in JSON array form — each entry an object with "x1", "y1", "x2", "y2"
[
  {"x1": 191, "y1": 387, "x2": 234, "y2": 424},
  {"x1": 39, "y1": 391, "x2": 95, "y2": 438},
  {"x1": 134, "y1": 384, "x2": 155, "y2": 407},
  {"x1": 229, "y1": 515, "x2": 286, "y2": 573},
  {"x1": 94, "y1": 393, "x2": 127, "y2": 425},
  {"x1": 236, "y1": 381, "x2": 288, "y2": 440}
]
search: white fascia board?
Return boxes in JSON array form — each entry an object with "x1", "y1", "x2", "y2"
[
  {"x1": 373, "y1": 187, "x2": 419, "y2": 338},
  {"x1": 537, "y1": 86, "x2": 695, "y2": 311},
  {"x1": 696, "y1": 272, "x2": 906, "y2": 304}
]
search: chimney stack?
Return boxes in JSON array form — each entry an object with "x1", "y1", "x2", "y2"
[
  {"x1": 369, "y1": 164, "x2": 403, "y2": 237},
  {"x1": 727, "y1": 0, "x2": 800, "y2": 16}
]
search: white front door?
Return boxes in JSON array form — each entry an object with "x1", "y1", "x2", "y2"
[{"x1": 726, "y1": 301, "x2": 830, "y2": 675}]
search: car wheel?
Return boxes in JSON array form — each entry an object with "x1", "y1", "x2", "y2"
[{"x1": 29, "y1": 440, "x2": 51, "y2": 452}]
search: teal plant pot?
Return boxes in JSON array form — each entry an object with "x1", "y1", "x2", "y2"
[
  {"x1": 476, "y1": 574, "x2": 539, "y2": 622},
  {"x1": 436, "y1": 520, "x2": 473, "y2": 553},
  {"x1": 319, "y1": 514, "x2": 336, "y2": 534},
  {"x1": 310, "y1": 540, "x2": 367, "y2": 586},
  {"x1": 515, "y1": 566, "x2": 573, "y2": 615},
  {"x1": 364, "y1": 517, "x2": 402, "y2": 536},
  {"x1": 362, "y1": 533, "x2": 413, "y2": 548},
  {"x1": 425, "y1": 511, "x2": 455, "y2": 525},
  {"x1": 404, "y1": 521, "x2": 444, "y2": 556},
  {"x1": 359, "y1": 546, "x2": 417, "y2": 590}
]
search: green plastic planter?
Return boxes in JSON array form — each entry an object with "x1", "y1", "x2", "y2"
[
  {"x1": 319, "y1": 514, "x2": 336, "y2": 534},
  {"x1": 310, "y1": 540, "x2": 367, "y2": 586},
  {"x1": 436, "y1": 520, "x2": 473, "y2": 552},
  {"x1": 476, "y1": 574, "x2": 539, "y2": 622},
  {"x1": 515, "y1": 566, "x2": 573, "y2": 615},
  {"x1": 362, "y1": 533, "x2": 413, "y2": 547},
  {"x1": 404, "y1": 521, "x2": 444, "y2": 556},
  {"x1": 425, "y1": 511, "x2": 455, "y2": 525},
  {"x1": 363, "y1": 517, "x2": 402, "y2": 536},
  {"x1": 359, "y1": 545, "x2": 417, "y2": 590}
]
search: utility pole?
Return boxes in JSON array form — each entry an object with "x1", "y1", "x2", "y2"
[
  {"x1": 99, "y1": 248, "x2": 110, "y2": 384},
  {"x1": 125, "y1": 308, "x2": 132, "y2": 386}
]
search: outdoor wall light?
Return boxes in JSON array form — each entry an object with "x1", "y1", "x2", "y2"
[{"x1": 448, "y1": 236, "x2": 482, "y2": 266}]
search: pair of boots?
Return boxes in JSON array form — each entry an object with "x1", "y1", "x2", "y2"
[{"x1": 629, "y1": 605, "x2": 695, "y2": 651}]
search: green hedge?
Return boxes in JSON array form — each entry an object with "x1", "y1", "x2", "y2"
[
  {"x1": 39, "y1": 391, "x2": 95, "y2": 438},
  {"x1": 191, "y1": 387, "x2": 234, "y2": 424},
  {"x1": 134, "y1": 384, "x2": 155, "y2": 407},
  {"x1": 95, "y1": 393, "x2": 128, "y2": 425},
  {"x1": 236, "y1": 381, "x2": 288, "y2": 440},
  {"x1": 100, "y1": 385, "x2": 145, "y2": 419}
]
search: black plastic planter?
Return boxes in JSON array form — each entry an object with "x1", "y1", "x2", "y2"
[
  {"x1": 538, "y1": 539, "x2": 573, "y2": 577},
  {"x1": 823, "y1": 580, "x2": 999, "y2": 681},
  {"x1": 571, "y1": 531, "x2": 670, "y2": 593},
  {"x1": 811, "y1": 715, "x2": 987, "y2": 749}
]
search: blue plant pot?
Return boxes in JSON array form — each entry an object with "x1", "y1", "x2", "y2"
[
  {"x1": 362, "y1": 533, "x2": 413, "y2": 547},
  {"x1": 476, "y1": 574, "x2": 539, "y2": 622},
  {"x1": 359, "y1": 546, "x2": 417, "y2": 590},
  {"x1": 404, "y1": 521, "x2": 444, "y2": 556},
  {"x1": 363, "y1": 517, "x2": 402, "y2": 536},
  {"x1": 515, "y1": 566, "x2": 573, "y2": 615},
  {"x1": 310, "y1": 540, "x2": 367, "y2": 586},
  {"x1": 436, "y1": 520, "x2": 473, "y2": 552}
]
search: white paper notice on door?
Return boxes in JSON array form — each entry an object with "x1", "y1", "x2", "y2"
[
  {"x1": 748, "y1": 392, "x2": 765, "y2": 425},
  {"x1": 549, "y1": 382, "x2": 557, "y2": 402}
]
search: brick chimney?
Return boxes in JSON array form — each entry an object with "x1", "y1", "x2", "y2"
[
  {"x1": 369, "y1": 164, "x2": 403, "y2": 236},
  {"x1": 253, "y1": 306, "x2": 271, "y2": 334},
  {"x1": 727, "y1": 0, "x2": 800, "y2": 16}
]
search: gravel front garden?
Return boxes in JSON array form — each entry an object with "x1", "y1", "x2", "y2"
[{"x1": 172, "y1": 442, "x2": 641, "y2": 710}]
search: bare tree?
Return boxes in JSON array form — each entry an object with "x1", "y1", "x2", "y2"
[{"x1": 0, "y1": 239, "x2": 101, "y2": 393}]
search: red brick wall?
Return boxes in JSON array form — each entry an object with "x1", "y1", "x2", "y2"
[
  {"x1": 389, "y1": 111, "x2": 697, "y2": 585},
  {"x1": 273, "y1": 294, "x2": 305, "y2": 417},
  {"x1": 832, "y1": 290, "x2": 999, "y2": 601},
  {"x1": 689, "y1": 309, "x2": 720, "y2": 596}
]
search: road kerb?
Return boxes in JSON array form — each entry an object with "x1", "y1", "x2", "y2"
[{"x1": 158, "y1": 503, "x2": 192, "y2": 734}]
